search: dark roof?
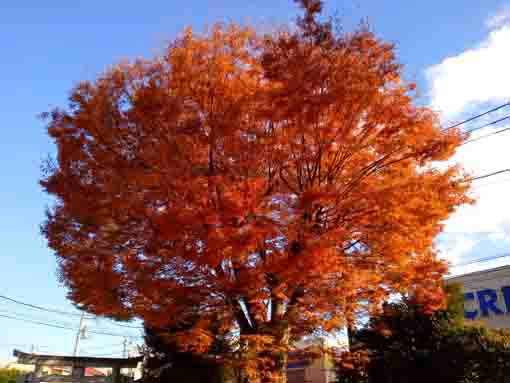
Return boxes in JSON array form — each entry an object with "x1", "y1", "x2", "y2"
[
  {"x1": 13, "y1": 350, "x2": 142, "y2": 368},
  {"x1": 446, "y1": 264, "x2": 510, "y2": 281}
]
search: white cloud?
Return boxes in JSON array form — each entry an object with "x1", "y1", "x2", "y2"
[
  {"x1": 437, "y1": 235, "x2": 477, "y2": 265},
  {"x1": 438, "y1": 127, "x2": 510, "y2": 272},
  {"x1": 443, "y1": 125, "x2": 510, "y2": 237},
  {"x1": 488, "y1": 230, "x2": 510, "y2": 242},
  {"x1": 426, "y1": 25, "x2": 510, "y2": 119},
  {"x1": 425, "y1": 10, "x2": 510, "y2": 270},
  {"x1": 487, "y1": 5, "x2": 510, "y2": 30}
]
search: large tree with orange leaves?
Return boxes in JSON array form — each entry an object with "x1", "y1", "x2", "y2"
[{"x1": 41, "y1": 1, "x2": 471, "y2": 382}]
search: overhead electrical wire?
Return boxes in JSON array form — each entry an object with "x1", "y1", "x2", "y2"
[
  {"x1": 436, "y1": 103, "x2": 510, "y2": 147},
  {"x1": 441, "y1": 106, "x2": 510, "y2": 186},
  {"x1": 471, "y1": 177, "x2": 510, "y2": 192},
  {"x1": 0, "y1": 294, "x2": 92, "y2": 319},
  {"x1": 376, "y1": 104, "x2": 510, "y2": 185},
  {"x1": 464, "y1": 127, "x2": 510, "y2": 145},
  {"x1": 2, "y1": 103, "x2": 508, "y2": 338},
  {"x1": 95, "y1": 320, "x2": 143, "y2": 330},
  {"x1": 468, "y1": 169, "x2": 510, "y2": 182},
  {"x1": 81, "y1": 351, "x2": 126, "y2": 357},
  {"x1": 0, "y1": 308, "x2": 77, "y2": 329},
  {"x1": 80, "y1": 342, "x2": 127, "y2": 352},
  {"x1": 0, "y1": 294, "x2": 143, "y2": 329},
  {"x1": 464, "y1": 115, "x2": 510, "y2": 134},
  {"x1": 0, "y1": 313, "x2": 90, "y2": 333},
  {"x1": 442, "y1": 102, "x2": 510, "y2": 131},
  {"x1": 452, "y1": 254, "x2": 510, "y2": 268},
  {"x1": 0, "y1": 342, "x2": 37, "y2": 349},
  {"x1": 81, "y1": 349, "x2": 141, "y2": 358},
  {"x1": 0, "y1": 313, "x2": 142, "y2": 339}
]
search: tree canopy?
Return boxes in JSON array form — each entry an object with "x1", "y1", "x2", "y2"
[
  {"x1": 41, "y1": 1, "x2": 471, "y2": 381},
  {"x1": 0, "y1": 369, "x2": 21, "y2": 383},
  {"x1": 336, "y1": 284, "x2": 510, "y2": 383},
  {"x1": 142, "y1": 323, "x2": 230, "y2": 383}
]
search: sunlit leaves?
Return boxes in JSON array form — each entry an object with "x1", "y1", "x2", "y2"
[{"x1": 41, "y1": 1, "x2": 471, "y2": 381}]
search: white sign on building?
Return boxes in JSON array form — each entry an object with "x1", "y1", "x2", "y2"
[{"x1": 447, "y1": 265, "x2": 510, "y2": 329}]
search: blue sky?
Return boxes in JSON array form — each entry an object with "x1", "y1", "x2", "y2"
[{"x1": 1, "y1": 0, "x2": 510, "y2": 364}]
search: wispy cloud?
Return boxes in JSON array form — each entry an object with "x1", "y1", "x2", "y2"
[
  {"x1": 426, "y1": 25, "x2": 510, "y2": 120},
  {"x1": 437, "y1": 235, "x2": 477, "y2": 265},
  {"x1": 487, "y1": 4, "x2": 510, "y2": 30},
  {"x1": 426, "y1": 6, "x2": 510, "y2": 272},
  {"x1": 443, "y1": 127, "x2": 510, "y2": 238}
]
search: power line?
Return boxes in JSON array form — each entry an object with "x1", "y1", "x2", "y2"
[
  {"x1": 465, "y1": 115, "x2": 510, "y2": 134},
  {"x1": 471, "y1": 177, "x2": 510, "y2": 191},
  {"x1": 0, "y1": 294, "x2": 92, "y2": 319},
  {"x1": 464, "y1": 127, "x2": 510, "y2": 145},
  {"x1": 73, "y1": 313, "x2": 86, "y2": 356},
  {"x1": 4, "y1": 104, "x2": 507, "y2": 335},
  {"x1": 94, "y1": 319, "x2": 143, "y2": 330},
  {"x1": 81, "y1": 351, "x2": 125, "y2": 357},
  {"x1": 79, "y1": 342, "x2": 126, "y2": 352},
  {"x1": 468, "y1": 169, "x2": 510, "y2": 182},
  {"x1": 0, "y1": 294, "x2": 143, "y2": 329},
  {"x1": 0, "y1": 313, "x2": 142, "y2": 339},
  {"x1": 443, "y1": 102, "x2": 510, "y2": 131},
  {"x1": 0, "y1": 313, "x2": 85, "y2": 332},
  {"x1": 452, "y1": 254, "x2": 510, "y2": 268},
  {"x1": 0, "y1": 342, "x2": 36, "y2": 349},
  {"x1": 81, "y1": 350, "x2": 141, "y2": 358},
  {"x1": 0, "y1": 307, "x2": 143, "y2": 337},
  {"x1": 0, "y1": 308, "x2": 77, "y2": 328}
]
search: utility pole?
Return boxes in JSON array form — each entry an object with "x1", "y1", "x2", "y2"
[
  {"x1": 123, "y1": 338, "x2": 134, "y2": 378},
  {"x1": 73, "y1": 313, "x2": 87, "y2": 356},
  {"x1": 346, "y1": 316, "x2": 355, "y2": 352},
  {"x1": 122, "y1": 338, "x2": 128, "y2": 358}
]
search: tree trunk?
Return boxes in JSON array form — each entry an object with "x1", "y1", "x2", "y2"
[
  {"x1": 266, "y1": 295, "x2": 292, "y2": 383},
  {"x1": 237, "y1": 325, "x2": 291, "y2": 383},
  {"x1": 265, "y1": 325, "x2": 291, "y2": 383},
  {"x1": 273, "y1": 351, "x2": 288, "y2": 383}
]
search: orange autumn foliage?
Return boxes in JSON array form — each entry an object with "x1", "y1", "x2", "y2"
[{"x1": 41, "y1": 1, "x2": 472, "y2": 381}]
